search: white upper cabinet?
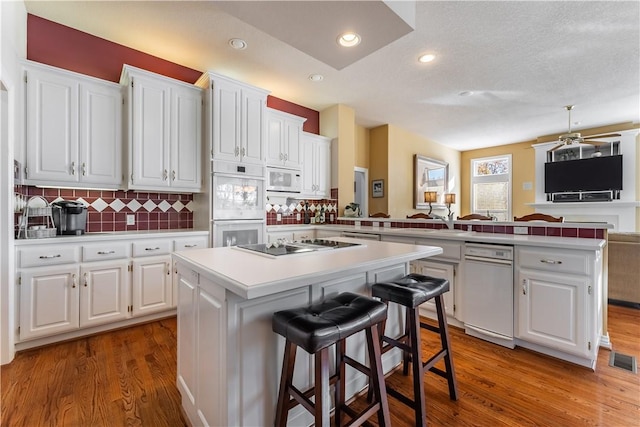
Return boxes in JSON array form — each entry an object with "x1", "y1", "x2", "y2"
[
  {"x1": 121, "y1": 65, "x2": 202, "y2": 193},
  {"x1": 24, "y1": 61, "x2": 122, "y2": 188},
  {"x1": 266, "y1": 108, "x2": 305, "y2": 169},
  {"x1": 301, "y1": 132, "x2": 331, "y2": 198},
  {"x1": 196, "y1": 72, "x2": 269, "y2": 166}
]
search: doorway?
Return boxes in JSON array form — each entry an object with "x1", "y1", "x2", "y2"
[{"x1": 354, "y1": 167, "x2": 368, "y2": 217}]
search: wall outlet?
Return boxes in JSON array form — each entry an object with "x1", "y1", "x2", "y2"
[
  {"x1": 126, "y1": 214, "x2": 135, "y2": 225},
  {"x1": 296, "y1": 213, "x2": 301, "y2": 221},
  {"x1": 276, "y1": 213, "x2": 282, "y2": 222},
  {"x1": 514, "y1": 226, "x2": 528, "y2": 235}
]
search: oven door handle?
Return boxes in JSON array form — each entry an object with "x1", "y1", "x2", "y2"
[
  {"x1": 212, "y1": 172, "x2": 265, "y2": 181},
  {"x1": 464, "y1": 255, "x2": 512, "y2": 265}
]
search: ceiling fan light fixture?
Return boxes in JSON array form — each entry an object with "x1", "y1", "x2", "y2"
[{"x1": 337, "y1": 32, "x2": 361, "y2": 47}]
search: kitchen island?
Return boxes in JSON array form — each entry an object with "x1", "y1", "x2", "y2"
[{"x1": 173, "y1": 238, "x2": 442, "y2": 427}]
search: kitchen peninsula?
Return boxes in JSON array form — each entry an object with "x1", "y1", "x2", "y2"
[{"x1": 172, "y1": 238, "x2": 442, "y2": 427}]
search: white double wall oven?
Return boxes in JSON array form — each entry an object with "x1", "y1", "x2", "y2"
[{"x1": 210, "y1": 160, "x2": 265, "y2": 247}]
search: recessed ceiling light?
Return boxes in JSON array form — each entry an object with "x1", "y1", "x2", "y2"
[
  {"x1": 458, "y1": 91, "x2": 474, "y2": 97},
  {"x1": 228, "y1": 38, "x2": 247, "y2": 50},
  {"x1": 337, "y1": 32, "x2": 361, "y2": 47},
  {"x1": 308, "y1": 74, "x2": 324, "y2": 82},
  {"x1": 418, "y1": 53, "x2": 436, "y2": 63}
]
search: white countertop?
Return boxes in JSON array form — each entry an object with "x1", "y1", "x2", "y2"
[
  {"x1": 268, "y1": 224, "x2": 607, "y2": 251},
  {"x1": 14, "y1": 229, "x2": 209, "y2": 245},
  {"x1": 173, "y1": 237, "x2": 442, "y2": 300}
]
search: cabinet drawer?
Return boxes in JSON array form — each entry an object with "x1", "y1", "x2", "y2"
[
  {"x1": 174, "y1": 237, "x2": 208, "y2": 252},
  {"x1": 415, "y1": 239, "x2": 461, "y2": 261},
  {"x1": 132, "y1": 239, "x2": 172, "y2": 257},
  {"x1": 517, "y1": 247, "x2": 591, "y2": 275},
  {"x1": 18, "y1": 245, "x2": 80, "y2": 268},
  {"x1": 83, "y1": 242, "x2": 130, "y2": 262}
]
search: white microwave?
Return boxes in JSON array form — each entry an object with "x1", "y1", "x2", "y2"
[{"x1": 266, "y1": 167, "x2": 301, "y2": 193}]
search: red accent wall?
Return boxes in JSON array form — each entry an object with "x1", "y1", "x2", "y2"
[
  {"x1": 267, "y1": 96, "x2": 319, "y2": 134},
  {"x1": 27, "y1": 14, "x2": 320, "y2": 133}
]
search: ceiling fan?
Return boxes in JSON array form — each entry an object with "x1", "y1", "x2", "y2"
[{"x1": 548, "y1": 105, "x2": 621, "y2": 152}]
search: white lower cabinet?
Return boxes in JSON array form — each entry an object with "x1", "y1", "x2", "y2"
[
  {"x1": 15, "y1": 232, "x2": 208, "y2": 347},
  {"x1": 131, "y1": 256, "x2": 172, "y2": 316},
  {"x1": 80, "y1": 260, "x2": 129, "y2": 328},
  {"x1": 19, "y1": 265, "x2": 80, "y2": 341},
  {"x1": 515, "y1": 246, "x2": 600, "y2": 365}
]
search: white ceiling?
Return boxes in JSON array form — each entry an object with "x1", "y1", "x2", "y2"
[{"x1": 24, "y1": 0, "x2": 640, "y2": 151}]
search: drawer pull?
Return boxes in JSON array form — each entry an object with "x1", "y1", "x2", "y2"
[
  {"x1": 184, "y1": 244, "x2": 198, "y2": 248},
  {"x1": 39, "y1": 254, "x2": 62, "y2": 259},
  {"x1": 145, "y1": 247, "x2": 161, "y2": 251},
  {"x1": 97, "y1": 250, "x2": 116, "y2": 255},
  {"x1": 540, "y1": 259, "x2": 562, "y2": 265}
]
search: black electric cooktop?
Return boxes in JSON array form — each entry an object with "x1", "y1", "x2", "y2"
[{"x1": 235, "y1": 239, "x2": 361, "y2": 257}]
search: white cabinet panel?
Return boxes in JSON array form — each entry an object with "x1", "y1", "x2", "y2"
[
  {"x1": 19, "y1": 265, "x2": 80, "y2": 341},
  {"x1": 176, "y1": 266, "x2": 198, "y2": 422},
  {"x1": 79, "y1": 81, "x2": 122, "y2": 186},
  {"x1": 24, "y1": 61, "x2": 123, "y2": 188},
  {"x1": 412, "y1": 260, "x2": 455, "y2": 317},
  {"x1": 198, "y1": 72, "x2": 268, "y2": 166},
  {"x1": 132, "y1": 256, "x2": 172, "y2": 316},
  {"x1": 301, "y1": 132, "x2": 331, "y2": 198},
  {"x1": 123, "y1": 65, "x2": 202, "y2": 192},
  {"x1": 266, "y1": 108, "x2": 304, "y2": 169},
  {"x1": 80, "y1": 261, "x2": 129, "y2": 328}
]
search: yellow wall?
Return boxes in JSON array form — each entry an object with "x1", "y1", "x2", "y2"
[
  {"x1": 320, "y1": 104, "x2": 355, "y2": 213},
  {"x1": 460, "y1": 141, "x2": 536, "y2": 219},
  {"x1": 367, "y1": 124, "x2": 461, "y2": 218},
  {"x1": 355, "y1": 124, "x2": 369, "y2": 169}
]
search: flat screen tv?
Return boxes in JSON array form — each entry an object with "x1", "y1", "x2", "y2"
[{"x1": 544, "y1": 154, "x2": 623, "y2": 194}]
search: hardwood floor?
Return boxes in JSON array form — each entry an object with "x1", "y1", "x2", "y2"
[{"x1": 2, "y1": 305, "x2": 638, "y2": 426}]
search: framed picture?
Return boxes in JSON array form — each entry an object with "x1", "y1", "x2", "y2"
[
  {"x1": 414, "y1": 155, "x2": 448, "y2": 209},
  {"x1": 372, "y1": 179, "x2": 384, "y2": 198}
]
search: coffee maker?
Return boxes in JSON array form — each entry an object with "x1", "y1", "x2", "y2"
[{"x1": 52, "y1": 200, "x2": 88, "y2": 235}]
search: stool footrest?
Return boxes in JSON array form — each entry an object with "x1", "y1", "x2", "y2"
[
  {"x1": 420, "y1": 321, "x2": 439, "y2": 333},
  {"x1": 382, "y1": 335, "x2": 411, "y2": 354},
  {"x1": 343, "y1": 354, "x2": 371, "y2": 378},
  {"x1": 341, "y1": 401, "x2": 382, "y2": 427}
]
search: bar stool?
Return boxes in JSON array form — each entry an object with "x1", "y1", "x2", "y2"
[
  {"x1": 371, "y1": 273, "x2": 458, "y2": 427},
  {"x1": 272, "y1": 292, "x2": 391, "y2": 427}
]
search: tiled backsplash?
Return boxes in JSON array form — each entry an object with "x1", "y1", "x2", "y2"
[
  {"x1": 334, "y1": 218, "x2": 606, "y2": 239},
  {"x1": 266, "y1": 198, "x2": 338, "y2": 226},
  {"x1": 14, "y1": 186, "x2": 194, "y2": 234}
]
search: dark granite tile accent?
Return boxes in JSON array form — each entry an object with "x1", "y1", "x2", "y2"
[
  {"x1": 562, "y1": 228, "x2": 578, "y2": 238},
  {"x1": 579, "y1": 228, "x2": 596, "y2": 239},
  {"x1": 530, "y1": 227, "x2": 546, "y2": 236},
  {"x1": 546, "y1": 227, "x2": 562, "y2": 237}
]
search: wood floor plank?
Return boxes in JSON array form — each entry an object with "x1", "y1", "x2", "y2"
[{"x1": 2, "y1": 306, "x2": 638, "y2": 426}]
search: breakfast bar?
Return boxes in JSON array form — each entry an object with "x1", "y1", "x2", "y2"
[{"x1": 172, "y1": 238, "x2": 442, "y2": 427}]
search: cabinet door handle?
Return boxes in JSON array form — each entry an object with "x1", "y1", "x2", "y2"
[
  {"x1": 82, "y1": 162, "x2": 86, "y2": 176},
  {"x1": 172, "y1": 170, "x2": 176, "y2": 181},
  {"x1": 145, "y1": 247, "x2": 161, "y2": 251},
  {"x1": 163, "y1": 169, "x2": 168, "y2": 181},
  {"x1": 83, "y1": 272, "x2": 88, "y2": 287},
  {"x1": 522, "y1": 279, "x2": 527, "y2": 295},
  {"x1": 72, "y1": 273, "x2": 77, "y2": 288},
  {"x1": 284, "y1": 153, "x2": 288, "y2": 161},
  {"x1": 540, "y1": 259, "x2": 562, "y2": 265},
  {"x1": 235, "y1": 146, "x2": 240, "y2": 157},
  {"x1": 71, "y1": 161, "x2": 76, "y2": 175},
  {"x1": 166, "y1": 262, "x2": 171, "y2": 275},
  {"x1": 97, "y1": 250, "x2": 116, "y2": 255},
  {"x1": 39, "y1": 254, "x2": 61, "y2": 259},
  {"x1": 240, "y1": 147, "x2": 246, "y2": 157},
  {"x1": 279, "y1": 153, "x2": 283, "y2": 160}
]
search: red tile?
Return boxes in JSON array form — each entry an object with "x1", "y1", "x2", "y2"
[
  {"x1": 88, "y1": 190, "x2": 102, "y2": 198},
  {"x1": 101, "y1": 212, "x2": 114, "y2": 222},
  {"x1": 102, "y1": 222, "x2": 115, "y2": 232},
  {"x1": 44, "y1": 188, "x2": 59, "y2": 197},
  {"x1": 562, "y1": 228, "x2": 578, "y2": 238},
  {"x1": 579, "y1": 228, "x2": 596, "y2": 239},
  {"x1": 60, "y1": 189, "x2": 74, "y2": 198},
  {"x1": 546, "y1": 227, "x2": 561, "y2": 237},
  {"x1": 87, "y1": 222, "x2": 101, "y2": 232},
  {"x1": 115, "y1": 190, "x2": 126, "y2": 199},
  {"x1": 493, "y1": 225, "x2": 506, "y2": 234},
  {"x1": 531, "y1": 227, "x2": 545, "y2": 236},
  {"x1": 114, "y1": 222, "x2": 126, "y2": 231},
  {"x1": 481, "y1": 225, "x2": 494, "y2": 233},
  {"x1": 74, "y1": 190, "x2": 89, "y2": 198},
  {"x1": 596, "y1": 229, "x2": 604, "y2": 239}
]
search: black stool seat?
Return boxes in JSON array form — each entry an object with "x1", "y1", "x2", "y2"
[
  {"x1": 273, "y1": 292, "x2": 387, "y2": 353},
  {"x1": 370, "y1": 273, "x2": 458, "y2": 427},
  {"x1": 372, "y1": 273, "x2": 449, "y2": 308},
  {"x1": 273, "y1": 292, "x2": 391, "y2": 427}
]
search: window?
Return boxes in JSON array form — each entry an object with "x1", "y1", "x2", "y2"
[{"x1": 470, "y1": 155, "x2": 511, "y2": 221}]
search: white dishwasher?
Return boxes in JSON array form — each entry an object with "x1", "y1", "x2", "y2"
[{"x1": 462, "y1": 243, "x2": 515, "y2": 348}]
